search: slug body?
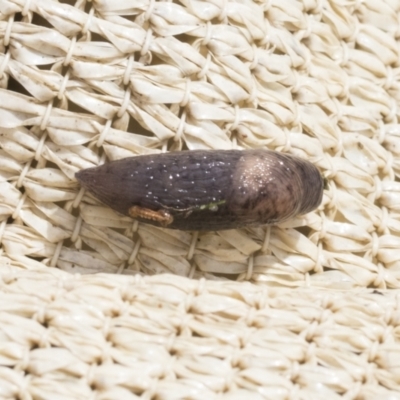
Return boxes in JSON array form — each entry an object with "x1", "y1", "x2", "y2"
[{"x1": 76, "y1": 149, "x2": 323, "y2": 231}]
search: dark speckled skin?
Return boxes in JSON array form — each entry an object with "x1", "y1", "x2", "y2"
[{"x1": 75, "y1": 149, "x2": 324, "y2": 230}]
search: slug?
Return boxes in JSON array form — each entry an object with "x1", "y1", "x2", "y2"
[{"x1": 75, "y1": 149, "x2": 324, "y2": 231}]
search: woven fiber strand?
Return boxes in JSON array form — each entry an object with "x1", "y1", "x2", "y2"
[
  {"x1": 1, "y1": 0, "x2": 400, "y2": 399},
  {"x1": 1, "y1": 259, "x2": 400, "y2": 400}
]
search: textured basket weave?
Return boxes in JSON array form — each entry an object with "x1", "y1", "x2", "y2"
[{"x1": 1, "y1": 0, "x2": 400, "y2": 398}]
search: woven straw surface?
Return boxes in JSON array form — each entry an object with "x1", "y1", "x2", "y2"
[
  {"x1": 0, "y1": 262, "x2": 400, "y2": 399},
  {"x1": 0, "y1": 0, "x2": 400, "y2": 398}
]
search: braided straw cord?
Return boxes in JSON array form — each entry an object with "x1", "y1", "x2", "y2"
[{"x1": 0, "y1": 0, "x2": 400, "y2": 398}]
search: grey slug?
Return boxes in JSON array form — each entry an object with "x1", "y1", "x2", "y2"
[{"x1": 75, "y1": 149, "x2": 324, "y2": 231}]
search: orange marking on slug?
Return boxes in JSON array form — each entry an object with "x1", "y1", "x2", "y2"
[{"x1": 129, "y1": 206, "x2": 173, "y2": 226}]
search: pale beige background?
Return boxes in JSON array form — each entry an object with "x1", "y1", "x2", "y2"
[{"x1": 0, "y1": 0, "x2": 399, "y2": 398}]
